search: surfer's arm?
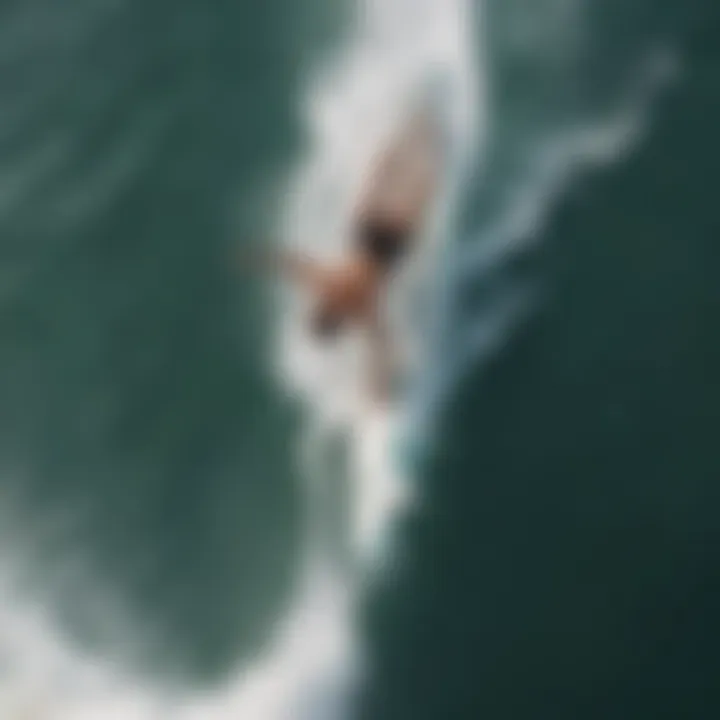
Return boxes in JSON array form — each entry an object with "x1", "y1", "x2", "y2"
[{"x1": 238, "y1": 247, "x2": 332, "y2": 291}]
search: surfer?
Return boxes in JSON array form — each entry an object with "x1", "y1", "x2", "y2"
[{"x1": 245, "y1": 111, "x2": 440, "y2": 401}]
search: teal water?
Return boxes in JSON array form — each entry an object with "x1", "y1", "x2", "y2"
[
  {"x1": 0, "y1": 0, "x2": 718, "y2": 717},
  {"x1": 0, "y1": 0, "x2": 346, "y2": 682}
]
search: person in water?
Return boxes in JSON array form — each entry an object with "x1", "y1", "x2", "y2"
[{"x1": 247, "y1": 112, "x2": 440, "y2": 401}]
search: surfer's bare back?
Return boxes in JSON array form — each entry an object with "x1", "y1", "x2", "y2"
[{"x1": 244, "y1": 112, "x2": 440, "y2": 402}]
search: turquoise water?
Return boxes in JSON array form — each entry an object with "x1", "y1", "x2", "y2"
[
  {"x1": 0, "y1": 0, "x2": 336, "y2": 682},
  {"x1": 0, "y1": 0, "x2": 717, "y2": 718}
]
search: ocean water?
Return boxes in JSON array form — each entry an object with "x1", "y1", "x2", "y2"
[{"x1": 0, "y1": 0, "x2": 717, "y2": 718}]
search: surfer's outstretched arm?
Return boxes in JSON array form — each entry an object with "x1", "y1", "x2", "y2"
[{"x1": 238, "y1": 247, "x2": 332, "y2": 292}]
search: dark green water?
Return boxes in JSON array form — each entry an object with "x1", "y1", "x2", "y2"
[
  {"x1": 0, "y1": 0, "x2": 718, "y2": 717},
  {"x1": 0, "y1": 0, "x2": 345, "y2": 681},
  {"x1": 363, "y1": 2, "x2": 720, "y2": 719}
]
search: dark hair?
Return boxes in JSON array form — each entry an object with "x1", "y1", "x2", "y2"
[
  {"x1": 357, "y1": 219, "x2": 408, "y2": 269},
  {"x1": 310, "y1": 304, "x2": 343, "y2": 340}
]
